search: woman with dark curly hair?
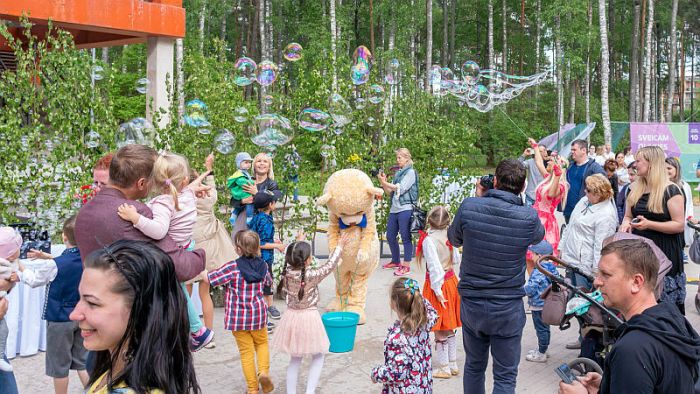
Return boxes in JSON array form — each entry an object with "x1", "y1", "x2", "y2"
[{"x1": 71, "y1": 240, "x2": 200, "y2": 394}]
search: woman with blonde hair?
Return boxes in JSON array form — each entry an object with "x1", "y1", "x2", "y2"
[
  {"x1": 230, "y1": 152, "x2": 282, "y2": 237},
  {"x1": 377, "y1": 148, "x2": 418, "y2": 276},
  {"x1": 621, "y1": 146, "x2": 686, "y2": 314}
]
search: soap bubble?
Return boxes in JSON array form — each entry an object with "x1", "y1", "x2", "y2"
[
  {"x1": 283, "y1": 43, "x2": 303, "y2": 62},
  {"x1": 298, "y1": 108, "x2": 332, "y2": 132},
  {"x1": 320, "y1": 144, "x2": 334, "y2": 158},
  {"x1": 91, "y1": 65, "x2": 104, "y2": 81},
  {"x1": 252, "y1": 113, "x2": 293, "y2": 147},
  {"x1": 353, "y1": 45, "x2": 372, "y2": 62},
  {"x1": 328, "y1": 93, "x2": 352, "y2": 127},
  {"x1": 263, "y1": 95, "x2": 274, "y2": 106},
  {"x1": 440, "y1": 67, "x2": 455, "y2": 91},
  {"x1": 234, "y1": 106, "x2": 249, "y2": 123},
  {"x1": 368, "y1": 84, "x2": 385, "y2": 104},
  {"x1": 430, "y1": 65, "x2": 442, "y2": 93},
  {"x1": 86, "y1": 130, "x2": 100, "y2": 148},
  {"x1": 367, "y1": 117, "x2": 376, "y2": 127},
  {"x1": 233, "y1": 57, "x2": 257, "y2": 86},
  {"x1": 183, "y1": 99, "x2": 210, "y2": 128},
  {"x1": 256, "y1": 61, "x2": 278, "y2": 87},
  {"x1": 135, "y1": 78, "x2": 149, "y2": 94},
  {"x1": 351, "y1": 46, "x2": 372, "y2": 85},
  {"x1": 333, "y1": 128, "x2": 344, "y2": 136},
  {"x1": 214, "y1": 129, "x2": 235, "y2": 154},
  {"x1": 116, "y1": 118, "x2": 155, "y2": 148},
  {"x1": 461, "y1": 61, "x2": 480, "y2": 85},
  {"x1": 475, "y1": 84, "x2": 490, "y2": 106},
  {"x1": 355, "y1": 97, "x2": 366, "y2": 110},
  {"x1": 385, "y1": 58, "x2": 400, "y2": 85},
  {"x1": 198, "y1": 127, "x2": 211, "y2": 135}
]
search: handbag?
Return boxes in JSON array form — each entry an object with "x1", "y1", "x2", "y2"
[
  {"x1": 541, "y1": 282, "x2": 570, "y2": 326},
  {"x1": 689, "y1": 231, "x2": 700, "y2": 265},
  {"x1": 407, "y1": 169, "x2": 426, "y2": 234}
]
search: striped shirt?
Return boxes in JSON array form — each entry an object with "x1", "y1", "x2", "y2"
[{"x1": 208, "y1": 259, "x2": 271, "y2": 331}]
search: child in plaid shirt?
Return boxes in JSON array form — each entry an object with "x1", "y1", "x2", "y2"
[{"x1": 205, "y1": 230, "x2": 275, "y2": 394}]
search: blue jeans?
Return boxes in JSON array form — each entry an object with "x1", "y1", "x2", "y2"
[
  {"x1": 0, "y1": 356, "x2": 18, "y2": 394},
  {"x1": 531, "y1": 310, "x2": 550, "y2": 353},
  {"x1": 386, "y1": 210, "x2": 413, "y2": 263},
  {"x1": 461, "y1": 297, "x2": 526, "y2": 394}
]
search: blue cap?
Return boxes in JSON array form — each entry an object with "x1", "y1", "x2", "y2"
[
  {"x1": 235, "y1": 152, "x2": 253, "y2": 169},
  {"x1": 528, "y1": 240, "x2": 553, "y2": 256}
]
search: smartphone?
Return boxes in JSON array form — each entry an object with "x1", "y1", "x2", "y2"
[
  {"x1": 631, "y1": 218, "x2": 641, "y2": 224},
  {"x1": 555, "y1": 364, "x2": 578, "y2": 384}
]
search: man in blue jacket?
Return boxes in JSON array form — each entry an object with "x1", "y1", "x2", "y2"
[
  {"x1": 448, "y1": 159, "x2": 545, "y2": 394},
  {"x1": 563, "y1": 139, "x2": 605, "y2": 223}
]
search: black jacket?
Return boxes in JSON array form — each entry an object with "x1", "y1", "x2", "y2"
[
  {"x1": 600, "y1": 302, "x2": 700, "y2": 394},
  {"x1": 447, "y1": 189, "x2": 544, "y2": 299}
]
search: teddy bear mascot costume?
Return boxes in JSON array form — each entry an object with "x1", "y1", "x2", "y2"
[{"x1": 317, "y1": 169, "x2": 383, "y2": 325}]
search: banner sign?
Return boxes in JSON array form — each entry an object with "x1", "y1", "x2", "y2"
[
  {"x1": 630, "y1": 122, "x2": 700, "y2": 181},
  {"x1": 538, "y1": 123, "x2": 596, "y2": 159}
]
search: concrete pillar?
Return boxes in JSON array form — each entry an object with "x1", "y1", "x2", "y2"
[{"x1": 146, "y1": 37, "x2": 175, "y2": 128}]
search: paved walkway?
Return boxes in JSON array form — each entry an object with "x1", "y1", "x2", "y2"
[{"x1": 9, "y1": 235, "x2": 700, "y2": 393}]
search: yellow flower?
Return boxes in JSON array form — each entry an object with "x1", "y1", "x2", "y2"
[{"x1": 348, "y1": 153, "x2": 362, "y2": 163}]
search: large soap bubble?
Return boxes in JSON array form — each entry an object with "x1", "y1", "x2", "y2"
[
  {"x1": 283, "y1": 43, "x2": 303, "y2": 62},
  {"x1": 328, "y1": 93, "x2": 353, "y2": 127},
  {"x1": 116, "y1": 118, "x2": 156, "y2": 148},
  {"x1": 320, "y1": 144, "x2": 334, "y2": 158},
  {"x1": 256, "y1": 61, "x2": 278, "y2": 87},
  {"x1": 183, "y1": 99, "x2": 210, "y2": 128},
  {"x1": 461, "y1": 61, "x2": 480, "y2": 85},
  {"x1": 298, "y1": 108, "x2": 332, "y2": 132},
  {"x1": 214, "y1": 129, "x2": 235, "y2": 154},
  {"x1": 233, "y1": 57, "x2": 257, "y2": 86},
  {"x1": 385, "y1": 58, "x2": 400, "y2": 85},
  {"x1": 234, "y1": 106, "x2": 249, "y2": 123},
  {"x1": 368, "y1": 84, "x2": 385, "y2": 104},
  {"x1": 135, "y1": 78, "x2": 149, "y2": 94},
  {"x1": 351, "y1": 45, "x2": 372, "y2": 85},
  {"x1": 86, "y1": 130, "x2": 100, "y2": 149},
  {"x1": 430, "y1": 65, "x2": 442, "y2": 93},
  {"x1": 252, "y1": 113, "x2": 293, "y2": 147},
  {"x1": 91, "y1": 65, "x2": 104, "y2": 81}
]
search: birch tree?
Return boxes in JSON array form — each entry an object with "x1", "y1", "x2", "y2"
[
  {"x1": 330, "y1": 0, "x2": 338, "y2": 92},
  {"x1": 642, "y1": 0, "x2": 654, "y2": 122},
  {"x1": 425, "y1": 0, "x2": 433, "y2": 93},
  {"x1": 585, "y1": 0, "x2": 592, "y2": 123},
  {"x1": 488, "y1": 0, "x2": 494, "y2": 71},
  {"x1": 629, "y1": 0, "x2": 641, "y2": 121},
  {"x1": 665, "y1": 0, "x2": 679, "y2": 121},
  {"x1": 502, "y1": 0, "x2": 507, "y2": 70},
  {"x1": 599, "y1": 0, "x2": 612, "y2": 144}
]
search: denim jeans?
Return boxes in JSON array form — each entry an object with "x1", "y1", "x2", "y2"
[
  {"x1": 386, "y1": 210, "x2": 413, "y2": 263},
  {"x1": 531, "y1": 310, "x2": 550, "y2": 354},
  {"x1": 461, "y1": 297, "x2": 526, "y2": 394},
  {"x1": 0, "y1": 356, "x2": 18, "y2": 394}
]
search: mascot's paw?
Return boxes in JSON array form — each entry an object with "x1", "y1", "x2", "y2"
[
  {"x1": 356, "y1": 249, "x2": 369, "y2": 264},
  {"x1": 347, "y1": 305, "x2": 367, "y2": 325},
  {"x1": 325, "y1": 298, "x2": 341, "y2": 312}
]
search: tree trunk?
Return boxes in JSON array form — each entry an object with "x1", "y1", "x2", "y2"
[
  {"x1": 585, "y1": 0, "x2": 592, "y2": 123},
  {"x1": 410, "y1": 0, "x2": 416, "y2": 79},
  {"x1": 570, "y1": 79, "x2": 577, "y2": 124},
  {"x1": 535, "y1": 0, "x2": 541, "y2": 106},
  {"x1": 370, "y1": 0, "x2": 375, "y2": 55},
  {"x1": 598, "y1": 0, "x2": 612, "y2": 144},
  {"x1": 442, "y1": 0, "x2": 448, "y2": 66},
  {"x1": 389, "y1": 5, "x2": 396, "y2": 51},
  {"x1": 176, "y1": 38, "x2": 185, "y2": 126},
  {"x1": 555, "y1": 15, "x2": 564, "y2": 127},
  {"x1": 449, "y1": 0, "x2": 456, "y2": 66},
  {"x1": 502, "y1": 0, "x2": 507, "y2": 71},
  {"x1": 221, "y1": 1, "x2": 228, "y2": 41},
  {"x1": 330, "y1": 0, "x2": 338, "y2": 92},
  {"x1": 679, "y1": 27, "x2": 686, "y2": 119},
  {"x1": 607, "y1": 0, "x2": 615, "y2": 80},
  {"x1": 629, "y1": 0, "x2": 641, "y2": 121},
  {"x1": 101, "y1": 47, "x2": 109, "y2": 64},
  {"x1": 199, "y1": 2, "x2": 206, "y2": 54},
  {"x1": 665, "y1": 0, "x2": 679, "y2": 121},
  {"x1": 488, "y1": 0, "x2": 494, "y2": 71},
  {"x1": 642, "y1": 0, "x2": 654, "y2": 122},
  {"x1": 258, "y1": 0, "x2": 267, "y2": 111},
  {"x1": 425, "y1": 0, "x2": 433, "y2": 93},
  {"x1": 520, "y1": 0, "x2": 525, "y2": 75}
]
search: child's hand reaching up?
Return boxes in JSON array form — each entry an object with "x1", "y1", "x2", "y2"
[{"x1": 117, "y1": 203, "x2": 141, "y2": 224}]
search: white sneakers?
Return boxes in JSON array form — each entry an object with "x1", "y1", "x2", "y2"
[
  {"x1": 0, "y1": 358, "x2": 12, "y2": 372},
  {"x1": 525, "y1": 349, "x2": 548, "y2": 363}
]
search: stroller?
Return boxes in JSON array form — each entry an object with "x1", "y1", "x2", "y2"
[
  {"x1": 685, "y1": 219, "x2": 700, "y2": 314},
  {"x1": 535, "y1": 232, "x2": 672, "y2": 376}
]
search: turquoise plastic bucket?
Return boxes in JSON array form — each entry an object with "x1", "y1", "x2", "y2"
[{"x1": 322, "y1": 311, "x2": 360, "y2": 353}]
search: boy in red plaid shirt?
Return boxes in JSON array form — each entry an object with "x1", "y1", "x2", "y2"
[{"x1": 205, "y1": 230, "x2": 274, "y2": 394}]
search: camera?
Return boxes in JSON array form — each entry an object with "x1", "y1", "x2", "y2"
[{"x1": 480, "y1": 174, "x2": 494, "y2": 190}]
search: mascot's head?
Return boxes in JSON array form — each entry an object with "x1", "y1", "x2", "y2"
[{"x1": 317, "y1": 169, "x2": 383, "y2": 225}]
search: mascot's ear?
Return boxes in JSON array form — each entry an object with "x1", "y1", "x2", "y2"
[
  {"x1": 367, "y1": 187, "x2": 384, "y2": 198},
  {"x1": 317, "y1": 192, "x2": 332, "y2": 206}
]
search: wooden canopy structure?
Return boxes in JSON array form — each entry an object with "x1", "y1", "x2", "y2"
[{"x1": 0, "y1": 0, "x2": 187, "y2": 126}]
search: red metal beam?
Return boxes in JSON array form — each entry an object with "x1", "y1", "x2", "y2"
[{"x1": 0, "y1": 0, "x2": 185, "y2": 40}]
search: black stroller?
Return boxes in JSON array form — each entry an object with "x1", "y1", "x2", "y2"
[{"x1": 535, "y1": 232, "x2": 672, "y2": 377}]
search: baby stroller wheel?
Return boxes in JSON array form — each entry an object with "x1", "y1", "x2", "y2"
[{"x1": 567, "y1": 357, "x2": 603, "y2": 377}]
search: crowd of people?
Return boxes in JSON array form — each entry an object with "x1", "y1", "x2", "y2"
[{"x1": 0, "y1": 139, "x2": 698, "y2": 394}]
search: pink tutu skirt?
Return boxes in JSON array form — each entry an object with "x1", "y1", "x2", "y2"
[{"x1": 270, "y1": 308, "x2": 330, "y2": 356}]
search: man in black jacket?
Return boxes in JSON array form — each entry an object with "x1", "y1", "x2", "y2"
[
  {"x1": 559, "y1": 239, "x2": 700, "y2": 394},
  {"x1": 448, "y1": 159, "x2": 545, "y2": 394}
]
